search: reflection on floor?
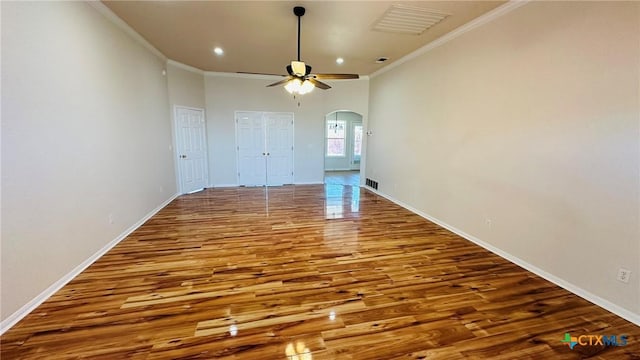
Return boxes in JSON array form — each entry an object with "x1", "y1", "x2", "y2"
[
  {"x1": 325, "y1": 183, "x2": 360, "y2": 219},
  {"x1": 324, "y1": 171, "x2": 361, "y2": 219},
  {"x1": 324, "y1": 170, "x2": 360, "y2": 187}
]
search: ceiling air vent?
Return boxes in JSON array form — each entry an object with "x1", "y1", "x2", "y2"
[{"x1": 372, "y1": 4, "x2": 450, "y2": 35}]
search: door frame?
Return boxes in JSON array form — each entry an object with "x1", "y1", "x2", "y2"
[
  {"x1": 173, "y1": 105, "x2": 209, "y2": 194},
  {"x1": 324, "y1": 110, "x2": 363, "y2": 172},
  {"x1": 350, "y1": 120, "x2": 363, "y2": 170}
]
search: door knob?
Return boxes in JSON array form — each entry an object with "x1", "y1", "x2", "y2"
[{"x1": 180, "y1": 155, "x2": 187, "y2": 159}]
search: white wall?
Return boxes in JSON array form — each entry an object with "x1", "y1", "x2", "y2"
[
  {"x1": 367, "y1": 1, "x2": 640, "y2": 320},
  {"x1": 1, "y1": 2, "x2": 176, "y2": 322},
  {"x1": 204, "y1": 74, "x2": 369, "y2": 186}
]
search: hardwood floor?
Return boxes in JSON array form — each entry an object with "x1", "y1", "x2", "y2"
[
  {"x1": 2, "y1": 185, "x2": 639, "y2": 359},
  {"x1": 324, "y1": 171, "x2": 360, "y2": 187}
]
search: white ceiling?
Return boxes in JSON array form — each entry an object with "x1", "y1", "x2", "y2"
[{"x1": 102, "y1": 1, "x2": 505, "y2": 76}]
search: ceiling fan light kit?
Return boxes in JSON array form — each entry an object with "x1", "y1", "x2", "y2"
[
  {"x1": 290, "y1": 61, "x2": 307, "y2": 77},
  {"x1": 266, "y1": 6, "x2": 359, "y2": 96},
  {"x1": 285, "y1": 78, "x2": 314, "y2": 95}
]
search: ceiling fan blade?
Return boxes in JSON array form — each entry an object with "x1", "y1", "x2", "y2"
[
  {"x1": 237, "y1": 71, "x2": 286, "y2": 77},
  {"x1": 308, "y1": 78, "x2": 331, "y2": 90},
  {"x1": 312, "y1": 74, "x2": 360, "y2": 80},
  {"x1": 266, "y1": 76, "x2": 294, "y2": 87},
  {"x1": 265, "y1": 7, "x2": 343, "y2": 93}
]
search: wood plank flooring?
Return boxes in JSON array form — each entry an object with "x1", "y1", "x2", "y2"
[
  {"x1": 2, "y1": 185, "x2": 639, "y2": 359},
  {"x1": 324, "y1": 171, "x2": 360, "y2": 187}
]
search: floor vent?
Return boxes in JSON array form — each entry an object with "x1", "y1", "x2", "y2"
[{"x1": 366, "y1": 178, "x2": 379, "y2": 190}]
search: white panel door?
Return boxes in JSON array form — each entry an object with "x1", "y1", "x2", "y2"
[
  {"x1": 265, "y1": 112, "x2": 294, "y2": 186},
  {"x1": 175, "y1": 106, "x2": 208, "y2": 194},
  {"x1": 236, "y1": 112, "x2": 266, "y2": 186},
  {"x1": 236, "y1": 111, "x2": 294, "y2": 186}
]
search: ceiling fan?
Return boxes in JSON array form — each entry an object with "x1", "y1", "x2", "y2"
[{"x1": 265, "y1": 6, "x2": 359, "y2": 94}]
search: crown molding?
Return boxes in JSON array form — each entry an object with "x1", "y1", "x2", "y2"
[
  {"x1": 167, "y1": 59, "x2": 205, "y2": 75},
  {"x1": 370, "y1": 0, "x2": 530, "y2": 79},
  {"x1": 86, "y1": 1, "x2": 166, "y2": 61},
  {"x1": 204, "y1": 71, "x2": 370, "y2": 82},
  {"x1": 204, "y1": 71, "x2": 284, "y2": 80}
]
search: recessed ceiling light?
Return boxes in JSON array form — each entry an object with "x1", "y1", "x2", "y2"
[
  {"x1": 213, "y1": 47, "x2": 224, "y2": 56},
  {"x1": 336, "y1": 57, "x2": 344, "y2": 65}
]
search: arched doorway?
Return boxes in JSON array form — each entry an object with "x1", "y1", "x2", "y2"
[{"x1": 323, "y1": 110, "x2": 363, "y2": 186}]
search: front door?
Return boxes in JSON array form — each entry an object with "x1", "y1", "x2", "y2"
[{"x1": 175, "y1": 106, "x2": 208, "y2": 194}]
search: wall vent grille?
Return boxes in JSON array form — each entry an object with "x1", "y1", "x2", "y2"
[
  {"x1": 366, "y1": 178, "x2": 379, "y2": 190},
  {"x1": 372, "y1": 4, "x2": 450, "y2": 35}
]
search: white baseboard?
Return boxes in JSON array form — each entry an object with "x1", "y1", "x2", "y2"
[
  {"x1": 364, "y1": 186, "x2": 640, "y2": 327},
  {"x1": 211, "y1": 183, "x2": 326, "y2": 187},
  {"x1": 211, "y1": 184, "x2": 239, "y2": 188},
  {"x1": 0, "y1": 193, "x2": 180, "y2": 335}
]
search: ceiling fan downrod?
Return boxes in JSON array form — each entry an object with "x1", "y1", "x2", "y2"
[
  {"x1": 264, "y1": 5, "x2": 358, "y2": 94},
  {"x1": 293, "y1": 6, "x2": 305, "y2": 62}
]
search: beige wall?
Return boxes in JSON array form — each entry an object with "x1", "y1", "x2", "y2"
[
  {"x1": 204, "y1": 75, "x2": 369, "y2": 185},
  {"x1": 166, "y1": 62, "x2": 206, "y2": 191},
  {"x1": 368, "y1": 1, "x2": 640, "y2": 318},
  {"x1": 167, "y1": 62, "x2": 205, "y2": 110},
  {"x1": 1, "y1": 2, "x2": 176, "y2": 321}
]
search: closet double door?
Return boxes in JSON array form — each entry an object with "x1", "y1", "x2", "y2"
[{"x1": 236, "y1": 111, "x2": 294, "y2": 186}]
